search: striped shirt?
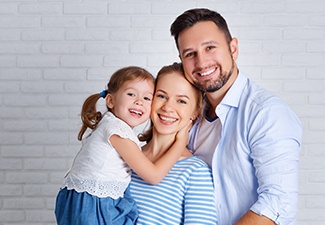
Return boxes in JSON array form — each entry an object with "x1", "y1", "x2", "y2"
[{"x1": 130, "y1": 156, "x2": 217, "y2": 225}]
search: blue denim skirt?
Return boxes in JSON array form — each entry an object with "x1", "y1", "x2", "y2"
[{"x1": 55, "y1": 186, "x2": 138, "y2": 225}]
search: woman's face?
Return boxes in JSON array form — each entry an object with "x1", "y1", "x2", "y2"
[{"x1": 151, "y1": 71, "x2": 198, "y2": 135}]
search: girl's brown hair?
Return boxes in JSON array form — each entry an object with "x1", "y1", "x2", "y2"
[
  {"x1": 139, "y1": 62, "x2": 203, "y2": 143},
  {"x1": 78, "y1": 66, "x2": 154, "y2": 141}
]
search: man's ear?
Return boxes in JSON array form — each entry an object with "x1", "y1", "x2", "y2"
[
  {"x1": 105, "y1": 94, "x2": 114, "y2": 109},
  {"x1": 230, "y1": 37, "x2": 239, "y2": 60}
]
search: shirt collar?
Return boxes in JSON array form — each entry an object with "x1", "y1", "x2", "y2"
[{"x1": 220, "y1": 70, "x2": 248, "y2": 108}]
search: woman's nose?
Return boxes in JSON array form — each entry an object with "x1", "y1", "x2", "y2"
[{"x1": 161, "y1": 100, "x2": 174, "y2": 112}]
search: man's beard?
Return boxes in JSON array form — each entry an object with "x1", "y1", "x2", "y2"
[{"x1": 193, "y1": 59, "x2": 236, "y2": 93}]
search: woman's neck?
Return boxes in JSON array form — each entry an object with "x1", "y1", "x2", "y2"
[{"x1": 142, "y1": 131, "x2": 192, "y2": 163}]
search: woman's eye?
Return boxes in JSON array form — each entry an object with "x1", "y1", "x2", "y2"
[
  {"x1": 178, "y1": 99, "x2": 187, "y2": 104},
  {"x1": 156, "y1": 94, "x2": 166, "y2": 99}
]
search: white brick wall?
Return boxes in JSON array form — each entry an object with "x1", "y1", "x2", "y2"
[{"x1": 0, "y1": 0, "x2": 324, "y2": 224}]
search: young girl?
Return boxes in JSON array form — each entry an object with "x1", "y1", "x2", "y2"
[{"x1": 55, "y1": 66, "x2": 190, "y2": 225}]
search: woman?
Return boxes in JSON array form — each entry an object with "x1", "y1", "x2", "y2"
[{"x1": 130, "y1": 63, "x2": 217, "y2": 225}]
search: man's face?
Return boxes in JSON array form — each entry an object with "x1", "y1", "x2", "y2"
[{"x1": 177, "y1": 21, "x2": 238, "y2": 93}]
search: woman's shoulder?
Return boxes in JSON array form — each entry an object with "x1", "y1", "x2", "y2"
[{"x1": 178, "y1": 155, "x2": 210, "y2": 170}]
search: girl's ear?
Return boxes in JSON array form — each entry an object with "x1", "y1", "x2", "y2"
[{"x1": 105, "y1": 94, "x2": 114, "y2": 109}]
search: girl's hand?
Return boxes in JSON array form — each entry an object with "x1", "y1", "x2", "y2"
[{"x1": 175, "y1": 120, "x2": 193, "y2": 144}]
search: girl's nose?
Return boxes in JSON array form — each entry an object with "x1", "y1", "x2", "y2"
[{"x1": 135, "y1": 99, "x2": 143, "y2": 106}]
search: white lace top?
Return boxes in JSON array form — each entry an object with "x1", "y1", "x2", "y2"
[{"x1": 63, "y1": 112, "x2": 141, "y2": 199}]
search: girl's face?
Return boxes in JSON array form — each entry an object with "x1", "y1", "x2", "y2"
[
  {"x1": 151, "y1": 71, "x2": 198, "y2": 135},
  {"x1": 106, "y1": 78, "x2": 154, "y2": 128}
]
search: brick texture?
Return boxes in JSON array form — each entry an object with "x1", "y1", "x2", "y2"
[{"x1": 0, "y1": 0, "x2": 324, "y2": 224}]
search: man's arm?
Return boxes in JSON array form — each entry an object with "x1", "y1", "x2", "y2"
[{"x1": 234, "y1": 210, "x2": 275, "y2": 225}]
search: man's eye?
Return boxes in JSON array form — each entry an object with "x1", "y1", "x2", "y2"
[
  {"x1": 207, "y1": 46, "x2": 215, "y2": 51},
  {"x1": 185, "y1": 52, "x2": 194, "y2": 58}
]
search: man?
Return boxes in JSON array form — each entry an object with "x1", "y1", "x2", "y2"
[{"x1": 170, "y1": 8, "x2": 302, "y2": 225}]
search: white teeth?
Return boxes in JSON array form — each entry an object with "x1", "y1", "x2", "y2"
[
  {"x1": 200, "y1": 68, "x2": 215, "y2": 76},
  {"x1": 130, "y1": 109, "x2": 142, "y2": 115},
  {"x1": 160, "y1": 115, "x2": 176, "y2": 122}
]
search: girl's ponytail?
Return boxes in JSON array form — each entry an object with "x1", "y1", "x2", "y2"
[{"x1": 78, "y1": 91, "x2": 107, "y2": 141}]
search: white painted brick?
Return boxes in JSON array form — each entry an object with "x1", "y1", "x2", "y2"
[
  {"x1": 130, "y1": 42, "x2": 172, "y2": 53},
  {"x1": 264, "y1": 15, "x2": 307, "y2": 27},
  {"x1": 0, "y1": 210, "x2": 25, "y2": 222},
  {"x1": 0, "y1": 185, "x2": 22, "y2": 196},
  {"x1": 0, "y1": 159, "x2": 23, "y2": 170},
  {"x1": 3, "y1": 198, "x2": 45, "y2": 209},
  {"x1": 263, "y1": 41, "x2": 305, "y2": 53},
  {"x1": 0, "y1": 29, "x2": 20, "y2": 41},
  {"x1": 64, "y1": 2, "x2": 107, "y2": 14},
  {"x1": 42, "y1": 42, "x2": 84, "y2": 54},
  {"x1": 17, "y1": 55, "x2": 59, "y2": 68},
  {"x1": 87, "y1": 16, "x2": 130, "y2": 28},
  {"x1": 108, "y1": 2, "x2": 150, "y2": 14},
  {"x1": 2, "y1": 146, "x2": 43, "y2": 157},
  {"x1": 282, "y1": 53, "x2": 324, "y2": 66},
  {"x1": 85, "y1": 42, "x2": 128, "y2": 54},
  {"x1": 65, "y1": 29, "x2": 108, "y2": 41},
  {"x1": 103, "y1": 54, "x2": 147, "y2": 67},
  {"x1": 25, "y1": 107, "x2": 68, "y2": 119},
  {"x1": 309, "y1": 15, "x2": 325, "y2": 26},
  {"x1": 43, "y1": 68, "x2": 86, "y2": 80},
  {"x1": 19, "y1": 3, "x2": 62, "y2": 14},
  {"x1": 60, "y1": 55, "x2": 103, "y2": 67},
  {"x1": 5, "y1": 172, "x2": 48, "y2": 184},
  {"x1": 283, "y1": 28, "x2": 325, "y2": 40},
  {"x1": 0, "y1": 55, "x2": 16, "y2": 67},
  {"x1": 109, "y1": 28, "x2": 151, "y2": 41},
  {"x1": 0, "y1": 42, "x2": 40, "y2": 54},
  {"x1": 3, "y1": 120, "x2": 47, "y2": 132},
  {"x1": 0, "y1": 3, "x2": 18, "y2": 14},
  {"x1": 240, "y1": 2, "x2": 283, "y2": 14},
  {"x1": 22, "y1": 29, "x2": 63, "y2": 41},
  {"x1": 0, "y1": 132, "x2": 24, "y2": 145},
  {"x1": 0, "y1": 69, "x2": 42, "y2": 80},
  {"x1": 0, "y1": 16, "x2": 39, "y2": 28},
  {"x1": 151, "y1": 2, "x2": 195, "y2": 14},
  {"x1": 306, "y1": 41, "x2": 325, "y2": 53},
  {"x1": 42, "y1": 16, "x2": 85, "y2": 28},
  {"x1": 24, "y1": 132, "x2": 70, "y2": 145},
  {"x1": 131, "y1": 16, "x2": 173, "y2": 28}
]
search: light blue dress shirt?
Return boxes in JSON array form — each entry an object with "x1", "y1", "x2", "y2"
[{"x1": 188, "y1": 71, "x2": 302, "y2": 225}]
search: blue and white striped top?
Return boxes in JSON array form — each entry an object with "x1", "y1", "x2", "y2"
[{"x1": 130, "y1": 156, "x2": 217, "y2": 225}]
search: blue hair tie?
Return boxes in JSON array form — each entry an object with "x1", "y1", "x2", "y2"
[{"x1": 100, "y1": 90, "x2": 108, "y2": 98}]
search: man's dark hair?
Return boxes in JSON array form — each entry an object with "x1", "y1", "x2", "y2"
[{"x1": 170, "y1": 8, "x2": 233, "y2": 48}]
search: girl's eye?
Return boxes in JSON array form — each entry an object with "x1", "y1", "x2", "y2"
[
  {"x1": 144, "y1": 97, "x2": 151, "y2": 101},
  {"x1": 127, "y1": 93, "x2": 135, "y2": 97}
]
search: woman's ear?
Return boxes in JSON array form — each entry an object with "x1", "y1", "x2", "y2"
[{"x1": 105, "y1": 94, "x2": 114, "y2": 109}]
